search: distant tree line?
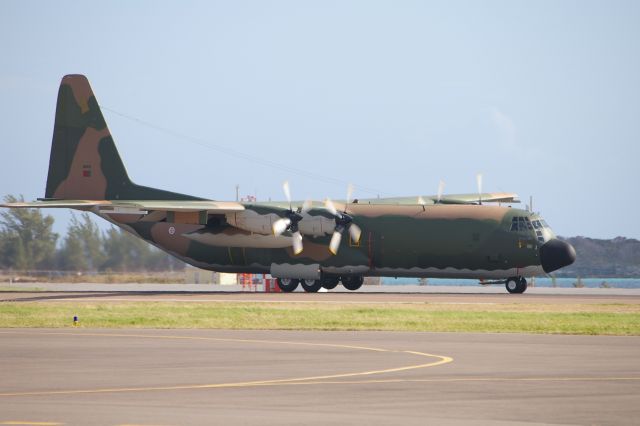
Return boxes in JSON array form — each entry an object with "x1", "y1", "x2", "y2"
[
  {"x1": 558, "y1": 236, "x2": 640, "y2": 278},
  {"x1": 0, "y1": 195, "x2": 185, "y2": 272}
]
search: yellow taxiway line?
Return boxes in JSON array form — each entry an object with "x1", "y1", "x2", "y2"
[{"x1": 0, "y1": 330, "x2": 452, "y2": 397}]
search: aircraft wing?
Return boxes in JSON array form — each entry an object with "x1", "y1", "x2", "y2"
[
  {"x1": 358, "y1": 192, "x2": 521, "y2": 205},
  {"x1": 0, "y1": 200, "x2": 104, "y2": 209},
  {"x1": 0, "y1": 199, "x2": 246, "y2": 213}
]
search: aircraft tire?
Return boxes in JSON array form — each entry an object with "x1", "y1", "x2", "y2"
[
  {"x1": 276, "y1": 278, "x2": 299, "y2": 293},
  {"x1": 301, "y1": 279, "x2": 323, "y2": 293},
  {"x1": 341, "y1": 276, "x2": 364, "y2": 291},
  {"x1": 518, "y1": 277, "x2": 528, "y2": 293},
  {"x1": 505, "y1": 277, "x2": 527, "y2": 294},
  {"x1": 321, "y1": 276, "x2": 340, "y2": 290}
]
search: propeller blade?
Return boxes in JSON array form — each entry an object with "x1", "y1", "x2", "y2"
[
  {"x1": 349, "y1": 223, "x2": 362, "y2": 244},
  {"x1": 301, "y1": 199, "x2": 313, "y2": 214},
  {"x1": 476, "y1": 173, "x2": 483, "y2": 204},
  {"x1": 329, "y1": 231, "x2": 342, "y2": 255},
  {"x1": 283, "y1": 180, "x2": 292, "y2": 207},
  {"x1": 418, "y1": 196, "x2": 426, "y2": 206},
  {"x1": 325, "y1": 198, "x2": 338, "y2": 216},
  {"x1": 437, "y1": 180, "x2": 445, "y2": 203},
  {"x1": 346, "y1": 183, "x2": 354, "y2": 205},
  {"x1": 272, "y1": 218, "x2": 291, "y2": 235},
  {"x1": 292, "y1": 231, "x2": 303, "y2": 255}
]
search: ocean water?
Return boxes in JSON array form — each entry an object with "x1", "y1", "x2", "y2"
[{"x1": 382, "y1": 277, "x2": 640, "y2": 289}]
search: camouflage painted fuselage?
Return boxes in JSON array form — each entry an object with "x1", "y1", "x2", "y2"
[{"x1": 99, "y1": 202, "x2": 549, "y2": 280}]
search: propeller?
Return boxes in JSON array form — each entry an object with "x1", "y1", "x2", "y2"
[
  {"x1": 324, "y1": 185, "x2": 362, "y2": 255},
  {"x1": 476, "y1": 173, "x2": 483, "y2": 205},
  {"x1": 272, "y1": 181, "x2": 308, "y2": 255},
  {"x1": 437, "y1": 179, "x2": 445, "y2": 204},
  {"x1": 418, "y1": 180, "x2": 445, "y2": 206}
]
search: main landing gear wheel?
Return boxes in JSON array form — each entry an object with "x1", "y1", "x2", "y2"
[
  {"x1": 301, "y1": 279, "x2": 323, "y2": 293},
  {"x1": 341, "y1": 276, "x2": 364, "y2": 291},
  {"x1": 505, "y1": 276, "x2": 527, "y2": 294},
  {"x1": 321, "y1": 276, "x2": 340, "y2": 290},
  {"x1": 276, "y1": 278, "x2": 299, "y2": 293}
]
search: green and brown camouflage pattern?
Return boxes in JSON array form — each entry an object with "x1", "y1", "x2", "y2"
[
  {"x1": 45, "y1": 75, "x2": 201, "y2": 201},
  {"x1": 3, "y1": 75, "x2": 571, "y2": 281}
]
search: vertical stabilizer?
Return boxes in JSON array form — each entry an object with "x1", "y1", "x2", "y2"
[{"x1": 44, "y1": 75, "x2": 199, "y2": 201}]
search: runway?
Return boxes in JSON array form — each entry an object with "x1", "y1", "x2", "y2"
[
  {"x1": 1, "y1": 329, "x2": 638, "y2": 425},
  {"x1": 2, "y1": 289, "x2": 640, "y2": 305}
]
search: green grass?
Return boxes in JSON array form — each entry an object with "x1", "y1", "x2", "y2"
[
  {"x1": 0, "y1": 302, "x2": 639, "y2": 335},
  {"x1": 0, "y1": 286, "x2": 43, "y2": 292}
]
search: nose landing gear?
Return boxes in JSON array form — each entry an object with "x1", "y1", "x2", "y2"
[{"x1": 505, "y1": 276, "x2": 528, "y2": 294}]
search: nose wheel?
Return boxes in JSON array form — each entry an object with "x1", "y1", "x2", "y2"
[{"x1": 505, "y1": 277, "x2": 527, "y2": 294}]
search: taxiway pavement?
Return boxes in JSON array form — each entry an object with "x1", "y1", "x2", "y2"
[{"x1": 0, "y1": 329, "x2": 638, "y2": 425}]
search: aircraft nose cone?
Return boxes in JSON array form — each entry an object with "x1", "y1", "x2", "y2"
[{"x1": 540, "y1": 239, "x2": 576, "y2": 273}]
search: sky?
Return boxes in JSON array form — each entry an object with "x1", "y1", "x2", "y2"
[{"x1": 1, "y1": 0, "x2": 639, "y2": 239}]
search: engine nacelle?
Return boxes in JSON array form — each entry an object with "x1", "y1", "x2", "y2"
[
  {"x1": 297, "y1": 214, "x2": 336, "y2": 237},
  {"x1": 225, "y1": 210, "x2": 278, "y2": 235},
  {"x1": 226, "y1": 210, "x2": 336, "y2": 237}
]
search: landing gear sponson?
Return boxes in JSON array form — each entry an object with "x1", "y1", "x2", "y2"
[{"x1": 276, "y1": 276, "x2": 364, "y2": 293}]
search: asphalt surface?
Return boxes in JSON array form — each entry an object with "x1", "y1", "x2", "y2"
[
  {"x1": 2, "y1": 289, "x2": 639, "y2": 305},
  {"x1": 0, "y1": 329, "x2": 638, "y2": 425},
  {"x1": 5, "y1": 282, "x2": 640, "y2": 296}
]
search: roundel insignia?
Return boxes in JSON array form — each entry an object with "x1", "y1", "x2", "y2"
[{"x1": 168, "y1": 226, "x2": 176, "y2": 235}]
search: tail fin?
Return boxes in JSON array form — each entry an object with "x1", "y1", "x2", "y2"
[{"x1": 44, "y1": 75, "x2": 199, "y2": 201}]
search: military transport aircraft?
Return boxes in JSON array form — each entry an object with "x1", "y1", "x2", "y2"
[{"x1": 0, "y1": 75, "x2": 576, "y2": 293}]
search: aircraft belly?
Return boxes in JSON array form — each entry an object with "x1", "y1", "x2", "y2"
[{"x1": 371, "y1": 265, "x2": 546, "y2": 279}]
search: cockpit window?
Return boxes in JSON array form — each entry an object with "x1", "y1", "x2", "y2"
[
  {"x1": 510, "y1": 216, "x2": 549, "y2": 232},
  {"x1": 518, "y1": 217, "x2": 528, "y2": 231}
]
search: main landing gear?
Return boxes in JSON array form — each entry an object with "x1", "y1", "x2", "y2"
[
  {"x1": 341, "y1": 276, "x2": 364, "y2": 291},
  {"x1": 505, "y1": 276, "x2": 528, "y2": 294},
  {"x1": 275, "y1": 276, "x2": 364, "y2": 293},
  {"x1": 276, "y1": 277, "x2": 300, "y2": 293}
]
